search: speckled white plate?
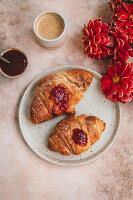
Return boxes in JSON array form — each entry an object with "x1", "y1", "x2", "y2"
[{"x1": 19, "y1": 65, "x2": 120, "y2": 166}]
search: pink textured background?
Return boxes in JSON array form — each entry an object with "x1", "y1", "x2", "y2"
[{"x1": 0, "y1": 0, "x2": 133, "y2": 200}]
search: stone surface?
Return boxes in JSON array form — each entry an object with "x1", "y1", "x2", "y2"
[{"x1": 0, "y1": 0, "x2": 132, "y2": 200}]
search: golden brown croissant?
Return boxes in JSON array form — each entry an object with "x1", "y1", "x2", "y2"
[
  {"x1": 30, "y1": 70, "x2": 93, "y2": 124},
  {"x1": 48, "y1": 115, "x2": 106, "y2": 155}
]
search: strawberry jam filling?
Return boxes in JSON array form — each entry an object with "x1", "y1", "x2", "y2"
[
  {"x1": 51, "y1": 85, "x2": 69, "y2": 115},
  {"x1": 72, "y1": 129, "x2": 87, "y2": 146}
]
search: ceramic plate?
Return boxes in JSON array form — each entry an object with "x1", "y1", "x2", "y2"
[{"x1": 19, "y1": 65, "x2": 120, "y2": 166}]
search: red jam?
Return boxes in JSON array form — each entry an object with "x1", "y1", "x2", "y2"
[
  {"x1": 51, "y1": 85, "x2": 69, "y2": 115},
  {"x1": 0, "y1": 49, "x2": 27, "y2": 76},
  {"x1": 72, "y1": 129, "x2": 87, "y2": 146}
]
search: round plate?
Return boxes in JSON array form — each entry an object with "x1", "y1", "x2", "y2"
[{"x1": 19, "y1": 65, "x2": 120, "y2": 166}]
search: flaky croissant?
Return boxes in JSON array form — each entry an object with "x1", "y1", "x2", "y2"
[
  {"x1": 48, "y1": 115, "x2": 106, "y2": 155},
  {"x1": 30, "y1": 70, "x2": 93, "y2": 124}
]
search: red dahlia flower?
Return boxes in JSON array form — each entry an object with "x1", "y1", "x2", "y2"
[
  {"x1": 101, "y1": 61, "x2": 133, "y2": 103},
  {"x1": 110, "y1": 0, "x2": 132, "y2": 11},
  {"x1": 112, "y1": 3, "x2": 133, "y2": 43},
  {"x1": 82, "y1": 18, "x2": 113, "y2": 59},
  {"x1": 108, "y1": 27, "x2": 133, "y2": 62}
]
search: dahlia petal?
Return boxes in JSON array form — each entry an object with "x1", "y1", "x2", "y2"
[
  {"x1": 107, "y1": 48, "x2": 114, "y2": 56},
  {"x1": 88, "y1": 20, "x2": 94, "y2": 30},
  {"x1": 110, "y1": 94, "x2": 117, "y2": 102},
  {"x1": 99, "y1": 34, "x2": 106, "y2": 45},
  {"x1": 101, "y1": 46, "x2": 109, "y2": 53},
  {"x1": 122, "y1": 29, "x2": 129, "y2": 35},
  {"x1": 122, "y1": 67, "x2": 133, "y2": 77},
  {"x1": 124, "y1": 42, "x2": 132, "y2": 51},
  {"x1": 114, "y1": 61, "x2": 122, "y2": 76},
  {"x1": 120, "y1": 33, "x2": 128, "y2": 43},
  {"x1": 126, "y1": 78, "x2": 133, "y2": 88},
  {"x1": 123, "y1": 95, "x2": 129, "y2": 101},
  {"x1": 128, "y1": 94, "x2": 133, "y2": 102},
  {"x1": 89, "y1": 46, "x2": 93, "y2": 54},
  {"x1": 114, "y1": 64, "x2": 118, "y2": 76},
  {"x1": 95, "y1": 35, "x2": 101, "y2": 44},
  {"x1": 124, "y1": 4, "x2": 133, "y2": 15},
  {"x1": 92, "y1": 44, "x2": 97, "y2": 53},
  {"x1": 124, "y1": 88, "x2": 132, "y2": 95},
  {"x1": 105, "y1": 88, "x2": 111, "y2": 99},
  {"x1": 123, "y1": 94, "x2": 133, "y2": 101},
  {"x1": 101, "y1": 23, "x2": 109, "y2": 34},
  {"x1": 118, "y1": 21, "x2": 126, "y2": 31},
  {"x1": 121, "y1": 62, "x2": 129, "y2": 76},
  {"x1": 116, "y1": 38, "x2": 125, "y2": 49},
  {"x1": 94, "y1": 19, "x2": 97, "y2": 26},
  {"x1": 123, "y1": 4, "x2": 131, "y2": 15},
  {"x1": 82, "y1": 28, "x2": 85, "y2": 35},
  {"x1": 108, "y1": 65, "x2": 114, "y2": 77},
  {"x1": 128, "y1": 27, "x2": 133, "y2": 34},
  {"x1": 95, "y1": 27, "x2": 101, "y2": 36},
  {"x1": 115, "y1": 5, "x2": 124, "y2": 12},
  {"x1": 93, "y1": 19, "x2": 97, "y2": 26},
  {"x1": 110, "y1": 31, "x2": 118, "y2": 38},
  {"x1": 117, "y1": 97, "x2": 127, "y2": 103},
  {"x1": 129, "y1": 37, "x2": 133, "y2": 44},
  {"x1": 115, "y1": 12, "x2": 129, "y2": 18},
  {"x1": 117, "y1": 49, "x2": 129, "y2": 60},
  {"x1": 119, "y1": 93, "x2": 133, "y2": 103},
  {"x1": 121, "y1": 63, "x2": 133, "y2": 77},
  {"x1": 96, "y1": 20, "x2": 102, "y2": 30},
  {"x1": 85, "y1": 27, "x2": 90, "y2": 36},
  {"x1": 96, "y1": 54, "x2": 101, "y2": 59},
  {"x1": 82, "y1": 38, "x2": 90, "y2": 43},
  {"x1": 105, "y1": 35, "x2": 111, "y2": 45},
  {"x1": 114, "y1": 21, "x2": 121, "y2": 27},
  {"x1": 101, "y1": 33, "x2": 110, "y2": 38},
  {"x1": 121, "y1": 79, "x2": 129, "y2": 91},
  {"x1": 100, "y1": 52, "x2": 107, "y2": 58},
  {"x1": 84, "y1": 24, "x2": 87, "y2": 29},
  {"x1": 89, "y1": 40, "x2": 92, "y2": 46},
  {"x1": 90, "y1": 28, "x2": 94, "y2": 37},
  {"x1": 104, "y1": 40, "x2": 111, "y2": 47},
  {"x1": 129, "y1": 51, "x2": 133, "y2": 57},
  {"x1": 113, "y1": 48, "x2": 118, "y2": 60},
  {"x1": 126, "y1": 21, "x2": 132, "y2": 29},
  {"x1": 92, "y1": 36, "x2": 96, "y2": 44},
  {"x1": 84, "y1": 44, "x2": 90, "y2": 52},
  {"x1": 119, "y1": 15, "x2": 129, "y2": 21},
  {"x1": 97, "y1": 45, "x2": 102, "y2": 54},
  {"x1": 111, "y1": 84, "x2": 118, "y2": 96},
  {"x1": 101, "y1": 75, "x2": 112, "y2": 91},
  {"x1": 118, "y1": 85, "x2": 124, "y2": 98},
  {"x1": 101, "y1": 75, "x2": 112, "y2": 81}
]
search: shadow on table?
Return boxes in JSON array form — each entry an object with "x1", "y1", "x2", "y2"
[{"x1": 95, "y1": 1, "x2": 112, "y2": 23}]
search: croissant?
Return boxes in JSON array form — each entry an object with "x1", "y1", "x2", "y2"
[
  {"x1": 48, "y1": 115, "x2": 106, "y2": 155},
  {"x1": 30, "y1": 70, "x2": 93, "y2": 124}
]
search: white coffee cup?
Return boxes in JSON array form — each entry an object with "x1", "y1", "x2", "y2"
[{"x1": 33, "y1": 11, "x2": 67, "y2": 48}]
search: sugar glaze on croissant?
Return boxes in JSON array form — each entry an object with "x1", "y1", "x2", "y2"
[
  {"x1": 48, "y1": 115, "x2": 106, "y2": 155},
  {"x1": 30, "y1": 70, "x2": 93, "y2": 124}
]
